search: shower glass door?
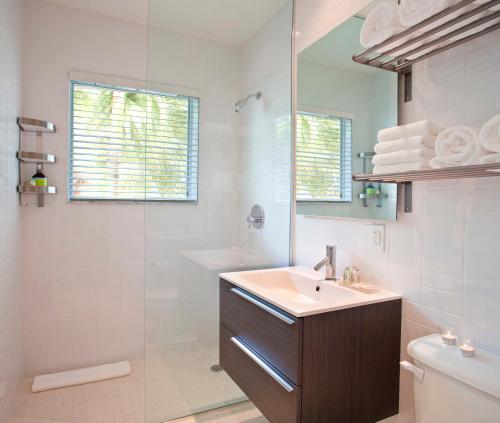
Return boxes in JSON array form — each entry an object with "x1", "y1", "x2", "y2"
[{"x1": 144, "y1": 1, "x2": 294, "y2": 421}]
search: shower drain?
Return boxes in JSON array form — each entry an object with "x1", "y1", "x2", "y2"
[{"x1": 210, "y1": 364, "x2": 223, "y2": 372}]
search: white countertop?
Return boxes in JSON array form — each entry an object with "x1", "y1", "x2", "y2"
[{"x1": 219, "y1": 266, "x2": 401, "y2": 317}]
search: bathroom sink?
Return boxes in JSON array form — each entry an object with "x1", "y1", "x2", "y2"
[{"x1": 219, "y1": 266, "x2": 401, "y2": 317}]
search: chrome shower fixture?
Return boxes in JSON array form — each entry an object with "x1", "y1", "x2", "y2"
[{"x1": 234, "y1": 91, "x2": 262, "y2": 112}]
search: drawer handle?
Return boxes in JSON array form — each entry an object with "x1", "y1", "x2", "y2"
[
  {"x1": 230, "y1": 336, "x2": 295, "y2": 393},
  {"x1": 230, "y1": 288, "x2": 296, "y2": 325}
]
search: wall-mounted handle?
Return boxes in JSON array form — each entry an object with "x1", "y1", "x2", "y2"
[
  {"x1": 230, "y1": 287, "x2": 296, "y2": 325},
  {"x1": 400, "y1": 360, "x2": 424, "y2": 381},
  {"x1": 230, "y1": 336, "x2": 295, "y2": 393},
  {"x1": 246, "y1": 204, "x2": 264, "y2": 229}
]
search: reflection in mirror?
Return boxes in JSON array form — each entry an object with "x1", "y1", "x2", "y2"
[{"x1": 296, "y1": 12, "x2": 398, "y2": 221}]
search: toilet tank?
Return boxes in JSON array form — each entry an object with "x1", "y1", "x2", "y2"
[{"x1": 407, "y1": 334, "x2": 500, "y2": 423}]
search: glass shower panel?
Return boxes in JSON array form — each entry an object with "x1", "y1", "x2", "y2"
[{"x1": 144, "y1": 1, "x2": 294, "y2": 421}]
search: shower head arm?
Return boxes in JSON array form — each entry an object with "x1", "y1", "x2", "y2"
[{"x1": 234, "y1": 91, "x2": 262, "y2": 112}]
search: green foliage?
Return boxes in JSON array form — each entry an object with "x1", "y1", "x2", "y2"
[
  {"x1": 296, "y1": 113, "x2": 343, "y2": 201},
  {"x1": 71, "y1": 83, "x2": 198, "y2": 201}
]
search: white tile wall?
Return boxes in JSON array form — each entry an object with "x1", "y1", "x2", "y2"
[
  {"x1": 21, "y1": 0, "x2": 148, "y2": 375},
  {"x1": 0, "y1": 0, "x2": 23, "y2": 420},
  {"x1": 239, "y1": 2, "x2": 293, "y2": 266},
  {"x1": 295, "y1": 29, "x2": 500, "y2": 423}
]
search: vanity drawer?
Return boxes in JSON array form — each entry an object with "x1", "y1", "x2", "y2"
[
  {"x1": 220, "y1": 278, "x2": 302, "y2": 384},
  {"x1": 220, "y1": 323, "x2": 301, "y2": 423}
]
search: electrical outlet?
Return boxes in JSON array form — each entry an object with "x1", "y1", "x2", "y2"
[{"x1": 369, "y1": 224, "x2": 385, "y2": 252}]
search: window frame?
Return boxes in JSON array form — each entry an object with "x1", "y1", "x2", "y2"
[
  {"x1": 296, "y1": 105, "x2": 353, "y2": 204},
  {"x1": 67, "y1": 75, "x2": 200, "y2": 204}
]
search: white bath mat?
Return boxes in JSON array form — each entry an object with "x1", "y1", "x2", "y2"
[{"x1": 32, "y1": 360, "x2": 131, "y2": 393}]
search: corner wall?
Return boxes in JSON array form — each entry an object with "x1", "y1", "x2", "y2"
[
  {"x1": 239, "y1": 2, "x2": 293, "y2": 266},
  {"x1": 0, "y1": 0, "x2": 23, "y2": 420}
]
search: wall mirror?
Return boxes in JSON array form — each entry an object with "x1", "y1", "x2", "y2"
[{"x1": 296, "y1": 5, "x2": 398, "y2": 221}]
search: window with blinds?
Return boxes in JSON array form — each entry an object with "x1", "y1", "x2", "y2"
[
  {"x1": 296, "y1": 111, "x2": 352, "y2": 202},
  {"x1": 69, "y1": 80, "x2": 199, "y2": 202}
]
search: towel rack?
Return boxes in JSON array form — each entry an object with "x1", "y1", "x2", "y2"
[
  {"x1": 353, "y1": 0, "x2": 500, "y2": 72},
  {"x1": 353, "y1": 163, "x2": 500, "y2": 213},
  {"x1": 353, "y1": 0, "x2": 500, "y2": 101}
]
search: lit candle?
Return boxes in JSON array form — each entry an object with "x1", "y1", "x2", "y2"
[
  {"x1": 460, "y1": 339, "x2": 475, "y2": 357},
  {"x1": 441, "y1": 329, "x2": 457, "y2": 345}
]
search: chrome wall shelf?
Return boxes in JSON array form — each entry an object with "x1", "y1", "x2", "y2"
[
  {"x1": 353, "y1": 163, "x2": 500, "y2": 183},
  {"x1": 357, "y1": 151, "x2": 389, "y2": 208},
  {"x1": 352, "y1": 0, "x2": 500, "y2": 73},
  {"x1": 17, "y1": 116, "x2": 57, "y2": 207},
  {"x1": 17, "y1": 117, "x2": 56, "y2": 133},
  {"x1": 358, "y1": 192, "x2": 389, "y2": 200},
  {"x1": 17, "y1": 151, "x2": 56, "y2": 164},
  {"x1": 17, "y1": 186, "x2": 57, "y2": 195}
]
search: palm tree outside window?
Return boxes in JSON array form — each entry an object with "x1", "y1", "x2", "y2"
[
  {"x1": 69, "y1": 80, "x2": 199, "y2": 202},
  {"x1": 296, "y1": 109, "x2": 352, "y2": 202}
]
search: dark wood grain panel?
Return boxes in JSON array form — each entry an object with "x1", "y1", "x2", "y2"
[
  {"x1": 220, "y1": 278, "x2": 303, "y2": 384},
  {"x1": 220, "y1": 323, "x2": 301, "y2": 423},
  {"x1": 301, "y1": 299, "x2": 402, "y2": 423}
]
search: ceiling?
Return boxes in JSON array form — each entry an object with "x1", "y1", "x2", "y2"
[
  {"x1": 299, "y1": 17, "x2": 378, "y2": 74},
  {"x1": 357, "y1": 0, "x2": 398, "y2": 18},
  {"x1": 39, "y1": 0, "x2": 290, "y2": 47}
]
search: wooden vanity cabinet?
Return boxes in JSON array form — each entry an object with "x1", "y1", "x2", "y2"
[{"x1": 219, "y1": 278, "x2": 402, "y2": 423}]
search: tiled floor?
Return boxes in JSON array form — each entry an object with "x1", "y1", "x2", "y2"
[
  {"x1": 12, "y1": 356, "x2": 247, "y2": 423},
  {"x1": 11, "y1": 401, "x2": 265, "y2": 423},
  {"x1": 167, "y1": 402, "x2": 267, "y2": 423}
]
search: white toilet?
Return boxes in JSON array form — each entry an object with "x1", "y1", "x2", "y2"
[{"x1": 402, "y1": 334, "x2": 500, "y2": 423}]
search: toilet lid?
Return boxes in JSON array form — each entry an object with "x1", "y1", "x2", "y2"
[{"x1": 408, "y1": 334, "x2": 500, "y2": 400}]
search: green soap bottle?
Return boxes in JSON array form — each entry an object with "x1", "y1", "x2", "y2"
[
  {"x1": 32, "y1": 164, "x2": 48, "y2": 187},
  {"x1": 365, "y1": 183, "x2": 376, "y2": 195}
]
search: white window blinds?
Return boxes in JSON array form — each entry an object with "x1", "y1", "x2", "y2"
[
  {"x1": 296, "y1": 111, "x2": 352, "y2": 202},
  {"x1": 69, "y1": 81, "x2": 199, "y2": 201}
]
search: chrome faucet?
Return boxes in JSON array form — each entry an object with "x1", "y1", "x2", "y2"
[{"x1": 314, "y1": 245, "x2": 337, "y2": 280}]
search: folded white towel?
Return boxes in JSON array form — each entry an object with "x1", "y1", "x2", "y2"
[
  {"x1": 399, "y1": 0, "x2": 459, "y2": 27},
  {"x1": 434, "y1": 126, "x2": 487, "y2": 167},
  {"x1": 360, "y1": 1, "x2": 407, "y2": 50},
  {"x1": 480, "y1": 153, "x2": 500, "y2": 164},
  {"x1": 374, "y1": 161, "x2": 431, "y2": 174},
  {"x1": 479, "y1": 114, "x2": 500, "y2": 153},
  {"x1": 374, "y1": 136, "x2": 436, "y2": 154},
  {"x1": 378, "y1": 120, "x2": 441, "y2": 143},
  {"x1": 372, "y1": 148, "x2": 435, "y2": 167}
]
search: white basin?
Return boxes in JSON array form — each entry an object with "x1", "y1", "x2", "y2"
[{"x1": 219, "y1": 267, "x2": 401, "y2": 317}]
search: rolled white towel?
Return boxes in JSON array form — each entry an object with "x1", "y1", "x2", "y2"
[
  {"x1": 479, "y1": 114, "x2": 500, "y2": 153},
  {"x1": 434, "y1": 126, "x2": 487, "y2": 167},
  {"x1": 480, "y1": 153, "x2": 500, "y2": 164},
  {"x1": 378, "y1": 120, "x2": 442, "y2": 143},
  {"x1": 360, "y1": 1, "x2": 407, "y2": 51},
  {"x1": 372, "y1": 148, "x2": 435, "y2": 167},
  {"x1": 374, "y1": 136, "x2": 436, "y2": 154},
  {"x1": 399, "y1": 0, "x2": 459, "y2": 27},
  {"x1": 373, "y1": 161, "x2": 431, "y2": 174}
]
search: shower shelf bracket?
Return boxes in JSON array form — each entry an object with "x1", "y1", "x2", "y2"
[
  {"x1": 17, "y1": 116, "x2": 57, "y2": 207},
  {"x1": 357, "y1": 152, "x2": 388, "y2": 208}
]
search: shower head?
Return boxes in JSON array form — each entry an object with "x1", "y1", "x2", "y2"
[{"x1": 234, "y1": 91, "x2": 262, "y2": 113}]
